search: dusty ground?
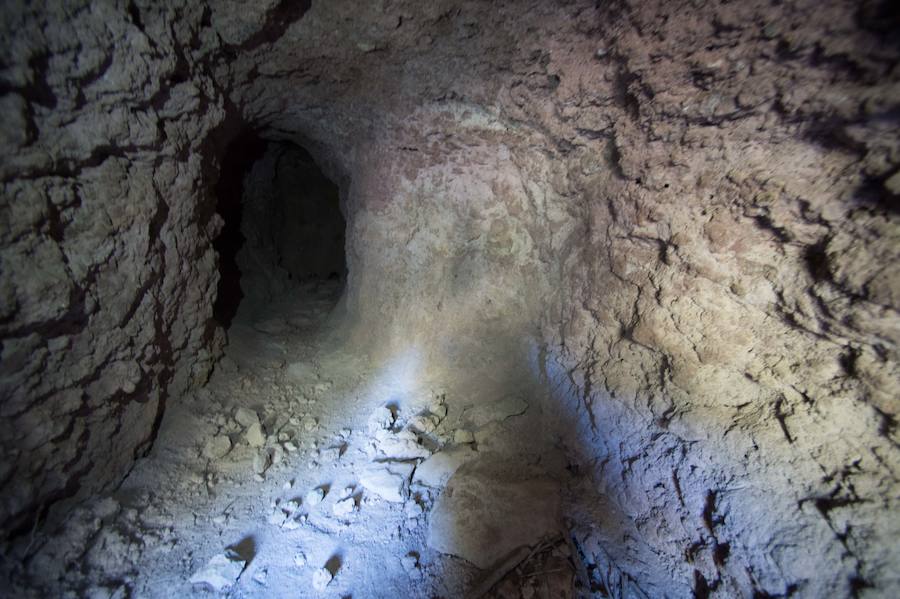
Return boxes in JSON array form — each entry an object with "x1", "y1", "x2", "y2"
[{"x1": 8, "y1": 281, "x2": 584, "y2": 598}]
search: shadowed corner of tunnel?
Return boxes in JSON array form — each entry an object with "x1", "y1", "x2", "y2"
[{"x1": 210, "y1": 128, "x2": 348, "y2": 331}]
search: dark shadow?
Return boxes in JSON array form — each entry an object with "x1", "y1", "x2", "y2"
[
  {"x1": 226, "y1": 535, "x2": 257, "y2": 564},
  {"x1": 325, "y1": 552, "x2": 343, "y2": 576},
  {"x1": 212, "y1": 130, "x2": 266, "y2": 327},
  {"x1": 212, "y1": 133, "x2": 347, "y2": 328},
  {"x1": 229, "y1": 0, "x2": 312, "y2": 53}
]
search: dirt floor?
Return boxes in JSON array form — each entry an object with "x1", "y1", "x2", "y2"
[{"x1": 14, "y1": 281, "x2": 585, "y2": 598}]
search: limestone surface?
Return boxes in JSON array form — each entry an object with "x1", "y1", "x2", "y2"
[{"x1": 0, "y1": 0, "x2": 897, "y2": 597}]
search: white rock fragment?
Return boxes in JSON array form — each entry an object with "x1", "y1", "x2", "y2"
[
  {"x1": 408, "y1": 413, "x2": 440, "y2": 434},
  {"x1": 253, "y1": 450, "x2": 271, "y2": 475},
  {"x1": 234, "y1": 407, "x2": 260, "y2": 429},
  {"x1": 271, "y1": 445, "x2": 284, "y2": 467},
  {"x1": 203, "y1": 435, "x2": 232, "y2": 459},
  {"x1": 305, "y1": 487, "x2": 325, "y2": 506},
  {"x1": 414, "y1": 446, "x2": 478, "y2": 488},
  {"x1": 371, "y1": 429, "x2": 431, "y2": 460},
  {"x1": 312, "y1": 567, "x2": 333, "y2": 591},
  {"x1": 252, "y1": 568, "x2": 268, "y2": 585},
  {"x1": 453, "y1": 429, "x2": 475, "y2": 444},
  {"x1": 283, "y1": 480, "x2": 294, "y2": 490},
  {"x1": 400, "y1": 554, "x2": 422, "y2": 580},
  {"x1": 284, "y1": 441, "x2": 298, "y2": 452},
  {"x1": 189, "y1": 554, "x2": 245, "y2": 592},
  {"x1": 367, "y1": 406, "x2": 395, "y2": 432},
  {"x1": 246, "y1": 422, "x2": 266, "y2": 447},
  {"x1": 332, "y1": 497, "x2": 355, "y2": 516},
  {"x1": 293, "y1": 552, "x2": 307, "y2": 567},
  {"x1": 359, "y1": 463, "x2": 415, "y2": 502}
]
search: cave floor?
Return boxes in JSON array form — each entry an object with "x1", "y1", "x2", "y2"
[{"x1": 32, "y1": 282, "x2": 579, "y2": 598}]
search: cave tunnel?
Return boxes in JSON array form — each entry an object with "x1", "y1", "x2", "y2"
[
  {"x1": 212, "y1": 131, "x2": 347, "y2": 329},
  {"x1": 0, "y1": 1, "x2": 898, "y2": 598}
]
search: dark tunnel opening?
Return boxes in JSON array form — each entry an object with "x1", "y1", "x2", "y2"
[
  {"x1": 212, "y1": 131, "x2": 266, "y2": 327},
  {"x1": 212, "y1": 132, "x2": 347, "y2": 329}
]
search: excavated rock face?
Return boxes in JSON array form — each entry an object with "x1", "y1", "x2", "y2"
[
  {"x1": 0, "y1": 1, "x2": 229, "y2": 539},
  {"x1": 1, "y1": 0, "x2": 898, "y2": 596}
]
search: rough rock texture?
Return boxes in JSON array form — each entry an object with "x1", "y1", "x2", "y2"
[
  {"x1": 1, "y1": 0, "x2": 898, "y2": 597},
  {"x1": 0, "y1": 0, "x2": 228, "y2": 538},
  {"x1": 225, "y1": 3, "x2": 900, "y2": 592}
]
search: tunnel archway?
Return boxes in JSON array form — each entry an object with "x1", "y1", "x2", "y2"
[{"x1": 212, "y1": 132, "x2": 347, "y2": 328}]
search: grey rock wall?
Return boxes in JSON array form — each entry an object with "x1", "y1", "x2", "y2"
[
  {"x1": 0, "y1": 0, "x2": 228, "y2": 537},
  {"x1": 536, "y1": 1, "x2": 900, "y2": 595},
  {"x1": 1, "y1": 0, "x2": 897, "y2": 596},
  {"x1": 228, "y1": 0, "x2": 899, "y2": 594}
]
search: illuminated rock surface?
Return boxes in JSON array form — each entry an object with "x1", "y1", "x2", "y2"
[{"x1": 0, "y1": 0, "x2": 898, "y2": 597}]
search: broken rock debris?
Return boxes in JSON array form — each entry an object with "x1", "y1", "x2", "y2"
[
  {"x1": 189, "y1": 553, "x2": 246, "y2": 592},
  {"x1": 312, "y1": 567, "x2": 333, "y2": 591},
  {"x1": 234, "y1": 407, "x2": 260, "y2": 429},
  {"x1": 203, "y1": 435, "x2": 232, "y2": 459},
  {"x1": 304, "y1": 487, "x2": 325, "y2": 506},
  {"x1": 246, "y1": 421, "x2": 266, "y2": 447}
]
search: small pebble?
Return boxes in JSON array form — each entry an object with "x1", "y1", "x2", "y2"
[
  {"x1": 305, "y1": 487, "x2": 325, "y2": 506},
  {"x1": 332, "y1": 497, "x2": 355, "y2": 516},
  {"x1": 312, "y1": 567, "x2": 333, "y2": 591},
  {"x1": 252, "y1": 568, "x2": 268, "y2": 585}
]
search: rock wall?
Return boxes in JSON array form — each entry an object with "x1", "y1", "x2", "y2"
[
  {"x1": 0, "y1": 0, "x2": 229, "y2": 538},
  {"x1": 1, "y1": 0, "x2": 898, "y2": 596},
  {"x1": 228, "y1": 0, "x2": 900, "y2": 595},
  {"x1": 536, "y1": 1, "x2": 900, "y2": 595}
]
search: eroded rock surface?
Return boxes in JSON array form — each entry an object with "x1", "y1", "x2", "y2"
[
  {"x1": 1, "y1": 0, "x2": 898, "y2": 597},
  {"x1": 0, "y1": 0, "x2": 229, "y2": 539}
]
